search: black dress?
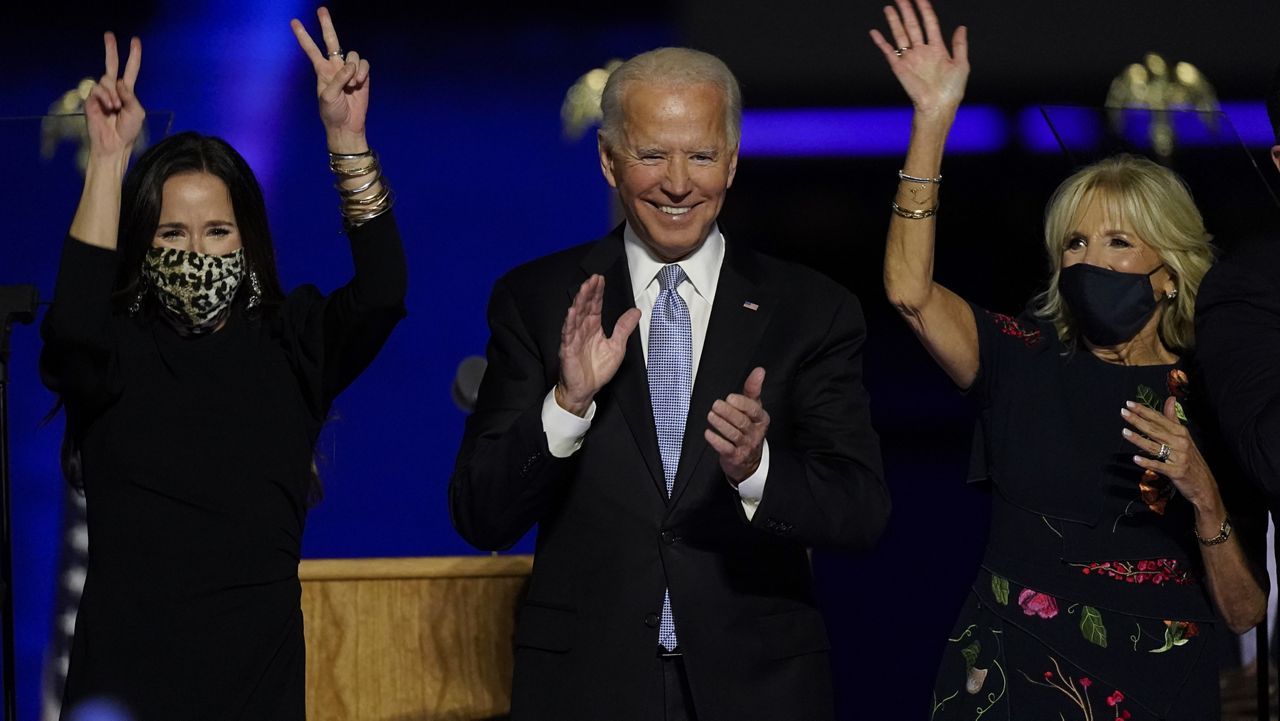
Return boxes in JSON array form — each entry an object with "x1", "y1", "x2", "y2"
[
  {"x1": 41, "y1": 212, "x2": 407, "y2": 721},
  {"x1": 930, "y1": 304, "x2": 1260, "y2": 721}
]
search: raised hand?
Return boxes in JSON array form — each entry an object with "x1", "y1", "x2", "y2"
[
  {"x1": 86, "y1": 32, "x2": 145, "y2": 158},
  {"x1": 705, "y1": 367, "x2": 770, "y2": 484},
  {"x1": 290, "y1": 7, "x2": 371, "y2": 150},
  {"x1": 869, "y1": 0, "x2": 968, "y2": 115},
  {"x1": 556, "y1": 275, "x2": 642, "y2": 417}
]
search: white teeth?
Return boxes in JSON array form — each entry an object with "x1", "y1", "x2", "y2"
[{"x1": 659, "y1": 206, "x2": 690, "y2": 216}]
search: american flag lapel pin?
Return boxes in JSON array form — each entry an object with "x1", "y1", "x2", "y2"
[{"x1": 742, "y1": 300, "x2": 759, "y2": 311}]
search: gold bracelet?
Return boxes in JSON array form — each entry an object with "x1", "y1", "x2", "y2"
[
  {"x1": 1194, "y1": 515, "x2": 1232, "y2": 546},
  {"x1": 341, "y1": 178, "x2": 394, "y2": 227},
  {"x1": 330, "y1": 159, "x2": 379, "y2": 178},
  {"x1": 337, "y1": 174, "x2": 381, "y2": 197},
  {"x1": 344, "y1": 183, "x2": 391, "y2": 207},
  {"x1": 891, "y1": 200, "x2": 937, "y2": 220}
]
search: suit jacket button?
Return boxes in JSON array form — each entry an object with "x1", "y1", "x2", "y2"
[
  {"x1": 644, "y1": 613, "x2": 660, "y2": 628},
  {"x1": 660, "y1": 530, "x2": 676, "y2": 545}
]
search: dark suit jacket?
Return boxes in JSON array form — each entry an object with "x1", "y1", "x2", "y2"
[
  {"x1": 450, "y1": 227, "x2": 888, "y2": 721},
  {"x1": 1196, "y1": 235, "x2": 1280, "y2": 562}
]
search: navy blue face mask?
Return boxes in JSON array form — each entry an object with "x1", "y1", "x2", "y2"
[{"x1": 1058, "y1": 263, "x2": 1164, "y2": 346}]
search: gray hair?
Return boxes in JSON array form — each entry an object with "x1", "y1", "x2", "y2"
[{"x1": 599, "y1": 47, "x2": 742, "y2": 150}]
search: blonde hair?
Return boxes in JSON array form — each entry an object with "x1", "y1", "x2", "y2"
[
  {"x1": 1032, "y1": 154, "x2": 1214, "y2": 352},
  {"x1": 599, "y1": 47, "x2": 742, "y2": 151}
]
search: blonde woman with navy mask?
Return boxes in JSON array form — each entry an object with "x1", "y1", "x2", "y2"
[{"x1": 872, "y1": 0, "x2": 1266, "y2": 717}]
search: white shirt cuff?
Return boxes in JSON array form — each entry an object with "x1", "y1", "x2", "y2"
[
  {"x1": 735, "y1": 440, "x2": 769, "y2": 520},
  {"x1": 541, "y1": 388, "x2": 595, "y2": 458}
]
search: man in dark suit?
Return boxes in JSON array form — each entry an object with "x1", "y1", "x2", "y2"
[
  {"x1": 450, "y1": 47, "x2": 888, "y2": 721},
  {"x1": 1196, "y1": 68, "x2": 1280, "y2": 555}
]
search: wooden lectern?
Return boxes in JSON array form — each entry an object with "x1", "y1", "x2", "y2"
[{"x1": 300, "y1": 555, "x2": 533, "y2": 721}]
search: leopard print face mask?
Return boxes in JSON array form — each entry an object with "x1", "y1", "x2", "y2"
[{"x1": 141, "y1": 247, "x2": 245, "y2": 335}]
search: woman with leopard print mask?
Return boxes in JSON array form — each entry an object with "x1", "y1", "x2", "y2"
[{"x1": 40, "y1": 8, "x2": 406, "y2": 720}]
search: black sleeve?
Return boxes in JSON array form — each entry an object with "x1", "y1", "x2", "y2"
[
  {"x1": 40, "y1": 236, "x2": 122, "y2": 413},
  {"x1": 965, "y1": 300, "x2": 1052, "y2": 405},
  {"x1": 1195, "y1": 241, "x2": 1280, "y2": 501},
  {"x1": 448, "y1": 277, "x2": 577, "y2": 551},
  {"x1": 277, "y1": 211, "x2": 408, "y2": 417},
  {"x1": 747, "y1": 291, "x2": 890, "y2": 550}
]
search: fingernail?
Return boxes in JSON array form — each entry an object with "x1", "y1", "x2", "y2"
[
  {"x1": 1121, "y1": 428, "x2": 1131, "y2": 437},
  {"x1": 1133, "y1": 455, "x2": 1143, "y2": 463},
  {"x1": 1120, "y1": 408, "x2": 1130, "y2": 417},
  {"x1": 1125, "y1": 401, "x2": 1136, "y2": 409}
]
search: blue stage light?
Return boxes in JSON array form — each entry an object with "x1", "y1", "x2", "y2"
[{"x1": 739, "y1": 106, "x2": 1008, "y2": 157}]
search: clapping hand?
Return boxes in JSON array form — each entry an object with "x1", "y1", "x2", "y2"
[
  {"x1": 869, "y1": 0, "x2": 969, "y2": 116},
  {"x1": 556, "y1": 275, "x2": 642, "y2": 417},
  {"x1": 86, "y1": 32, "x2": 145, "y2": 158},
  {"x1": 705, "y1": 367, "x2": 770, "y2": 484},
  {"x1": 290, "y1": 7, "x2": 371, "y2": 151}
]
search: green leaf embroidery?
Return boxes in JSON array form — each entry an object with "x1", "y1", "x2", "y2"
[
  {"x1": 960, "y1": 640, "x2": 981, "y2": 671},
  {"x1": 1150, "y1": 625, "x2": 1177, "y2": 653},
  {"x1": 1136, "y1": 385, "x2": 1160, "y2": 411},
  {"x1": 1175, "y1": 401, "x2": 1187, "y2": 422},
  {"x1": 991, "y1": 575, "x2": 1010, "y2": 605},
  {"x1": 1150, "y1": 622, "x2": 1190, "y2": 654},
  {"x1": 1080, "y1": 606, "x2": 1108, "y2": 648}
]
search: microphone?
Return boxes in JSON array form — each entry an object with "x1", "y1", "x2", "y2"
[
  {"x1": 451, "y1": 355, "x2": 487, "y2": 413},
  {"x1": 0, "y1": 286, "x2": 38, "y2": 326}
]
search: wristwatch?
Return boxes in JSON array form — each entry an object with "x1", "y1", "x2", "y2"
[{"x1": 1194, "y1": 515, "x2": 1232, "y2": 546}]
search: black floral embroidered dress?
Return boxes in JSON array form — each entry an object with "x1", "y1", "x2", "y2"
[{"x1": 931, "y1": 304, "x2": 1245, "y2": 721}]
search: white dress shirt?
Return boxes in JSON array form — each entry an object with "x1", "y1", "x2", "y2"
[{"x1": 540, "y1": 224, "x2": 769, "y2": 518}]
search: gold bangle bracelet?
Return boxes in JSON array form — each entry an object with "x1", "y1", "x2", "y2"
[
  {"x1": 344, "y1": 184, "x2": 391, "y2": 207},
  {"x1": 1194, "y1": 515, "x2": 1232, "y2": 546},
  {"x1": 891, "y1": 200, "x2": 937, "y2": 220},
  {"x1": 330, "y1": 160, "x2": 379, "y2": 178}
]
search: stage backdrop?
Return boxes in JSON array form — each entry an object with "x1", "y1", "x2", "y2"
[{"x1": 5, "y1": 2, "x2": 1280, "y2": 719}]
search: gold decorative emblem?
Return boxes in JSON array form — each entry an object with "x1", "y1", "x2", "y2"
[
  {"x1": 41, "y1": 77, "x2": 149, "y2": 175},
  {"x1": 1104, "y1": 53, "x2": 1219, "y2": 161},
  {"x1": 560, "y1": 60, "x2": 622, "y2": 141}
]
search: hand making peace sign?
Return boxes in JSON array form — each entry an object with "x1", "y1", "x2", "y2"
[
  {"x1": 86, "y1": 32, "x2": 145, "y2": 159},
  {"x1": 290, "y1": 7, "x2": 371, "y2": 150}
]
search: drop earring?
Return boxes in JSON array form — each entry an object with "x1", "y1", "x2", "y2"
[
  {"x1": 245, "y1": 268, "x2": 263, "y2": 311},
  {"x1": 128, "y1": 274, "x2": 148, "y2": 316}
]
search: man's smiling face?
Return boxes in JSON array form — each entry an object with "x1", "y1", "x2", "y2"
[{"x1": 599, "y1": 81, "x2": 738, "y2": 262}]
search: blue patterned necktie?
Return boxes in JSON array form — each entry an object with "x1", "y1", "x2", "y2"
[{"x1": 648, "y1": 264, "x2": 691, "y2": 651}]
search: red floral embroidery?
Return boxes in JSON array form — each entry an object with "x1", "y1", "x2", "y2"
[
  {"x1": 1166, "y1": 368, "x2": 1189, "y2": 399},
  {"x1": 1164, "y1": 619, "x2": 1199, "y2": 638},
  {"x1": 1073, "y1": 558, "x2": 1196, "y2": 586},
  {"x1": 1021, "y1": 659, "x2": 1127, "y2": 719},
  {"x1": 1017, "y1": 588, "x2": 1059, "y2": 619},
  {"x1": 985, "y1": 311, "x2": 1042, "y2": 347}
]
